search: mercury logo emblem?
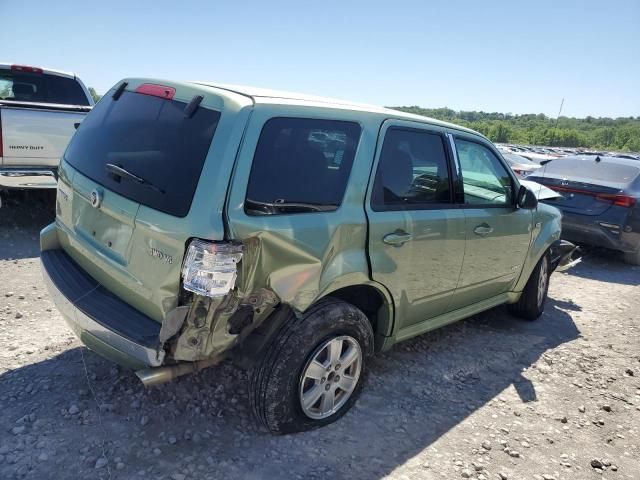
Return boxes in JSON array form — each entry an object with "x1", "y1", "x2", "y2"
[{"x1": 90, "y1": 189, "x2": 103, "y2": 208}]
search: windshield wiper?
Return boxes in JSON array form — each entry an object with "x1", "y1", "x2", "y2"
[
  {"x1": 245, "y1": 198, "x2": 337, "y2": 214},
  {"x1": 105, "y1": 163, "x2": 165, "y2": 194}
]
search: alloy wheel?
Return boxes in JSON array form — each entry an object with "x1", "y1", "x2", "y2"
[
  {"x1": 537, "y1": 257, "x2": 549, "y2": 308},
  {"x1": 299, "y1": 335, "x2": 362, "y2": 420}
]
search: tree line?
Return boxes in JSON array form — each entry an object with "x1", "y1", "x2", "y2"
[{"x1": 392, "y1": 106, "x2": 640, "y2": 152}]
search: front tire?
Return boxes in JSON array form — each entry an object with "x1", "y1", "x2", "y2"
[
  {"x1": 508, "y1": 251, "x2": 550, "y2": 321},
  {"x1": 249, "y1": 298, "x2": 373, "y2": 434}
]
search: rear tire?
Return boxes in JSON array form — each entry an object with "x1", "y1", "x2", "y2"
[
  {"x1": 508, "y1": 251, "x2": 550, "y2": 321},
  {"x1": 248, "y1": 298, "x2": 373, "y2": 434}
]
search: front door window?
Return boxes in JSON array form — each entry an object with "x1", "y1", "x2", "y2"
[{"x1": 454, "y1": 138, "x2": 514, "y2": 206}]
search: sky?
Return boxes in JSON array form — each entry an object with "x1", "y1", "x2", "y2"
[{"x1": 1, "y1": 0, "x2": 639, "y2": 118}]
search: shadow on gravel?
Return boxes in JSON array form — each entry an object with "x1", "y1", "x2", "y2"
[
  {"x1": 568, "y1": 247, "x2": 640, "y2": 286},
  {"x1": 0, "y1": 293, "x2": 581, "y2": 479},
  {"x1": 0, "y1": 191, "x2": 55, "y2": 261},
  {"x1": 0, "y1": 192, "x2": 598, "y2": 478}
]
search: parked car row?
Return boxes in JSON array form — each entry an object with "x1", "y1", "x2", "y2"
[{"x1": 497, "y1": 143, "x2": 640, "y2": 164}]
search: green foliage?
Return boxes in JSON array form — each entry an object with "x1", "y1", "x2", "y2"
[
  {"x1": 88, "y1": 87, "x2": 102, "y2": 103},
  {"x1": 392, "y1": 106, "x2": 640, "y2": 152}
]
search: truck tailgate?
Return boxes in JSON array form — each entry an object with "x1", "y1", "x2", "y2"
[{"x1": 1, "y1": 103, "x2": 88, "y2": 166}]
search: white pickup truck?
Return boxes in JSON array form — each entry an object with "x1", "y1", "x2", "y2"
[{"x1": 0, "y1": 63, "x2": 93, "y2": 192}]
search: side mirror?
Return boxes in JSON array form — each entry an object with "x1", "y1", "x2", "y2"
[{"x1": 517, "y1": 185, "x2": 538, "y2": 209}]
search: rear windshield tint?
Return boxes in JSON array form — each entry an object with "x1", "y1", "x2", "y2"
[
  {"x1": 542, "y1": 157, "x2": 640, "y2": 185},
  {"x1": 64, "y1": 89, "x2": 220, "y2": 217},
  {"x1": 0, "y1": 71, "x2": 90, "y2": 105}
]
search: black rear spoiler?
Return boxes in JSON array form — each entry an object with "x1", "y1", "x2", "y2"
[{"x1": 0, "y1": 100, "x2": 92, "y2": 113}]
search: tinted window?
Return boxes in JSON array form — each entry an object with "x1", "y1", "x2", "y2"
[
  {"x1": 245, "y1": 118, "x2": 361, "y2": 215},
  {"x1": 455, "y1": 139, "x2": 513, "y2": 206},
  {"x1": 45, "y1": 75, "x2": 91, "y2": 105},
  {"x1": 0, "y1": 71, "x2": 90, "y2": 105},
  {"x1": 371, "y1": 128, "x2": 452, "y2": 210},
  {"x1": 65, "y1": 90, "x2": 220, "y2": 217}
]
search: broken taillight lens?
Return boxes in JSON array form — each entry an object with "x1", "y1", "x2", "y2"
[{"x1": 181, "y1": 239, "x2": 243, "y2": 297}]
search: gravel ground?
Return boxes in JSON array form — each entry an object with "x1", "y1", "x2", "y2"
[{"x1": 1, "y1": 193, "x2": 639, "y2": 480}]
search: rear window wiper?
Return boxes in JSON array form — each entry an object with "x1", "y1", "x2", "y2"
[
  {"x1": 245, "y1": 198, "x2": 338, "y2": 214},
  {"x1": 105, "y1": 163, "x2": 165, "y2": 194}
]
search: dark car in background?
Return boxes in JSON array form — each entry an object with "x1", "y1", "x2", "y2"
[{"x1": 528, "y1": 155, "x2": 640, "y2": 265}]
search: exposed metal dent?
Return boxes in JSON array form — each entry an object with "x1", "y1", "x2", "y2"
[
  {"x1": 169, "y1": 226, "x2": 391, "y2": 363},
  {"x1": 238, "y1": 235, "x2": 322, "y2": 310},
  {"x1": 171, "y1": 286, "x2": 279, "y2": 362},
  {"x1": 159, "y1": 305, "x2": 190, "y2": 345}
]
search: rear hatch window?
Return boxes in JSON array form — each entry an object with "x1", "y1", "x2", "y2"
[
  {"x1": 536, "y1": 157, "x2": 640, "y2": 189},
  {"x1": 64, "y1": 89, "x2": 221, "y2": 217},
  {"x1": 0, "y1": 70, "x2": 90, "y2": 106}
]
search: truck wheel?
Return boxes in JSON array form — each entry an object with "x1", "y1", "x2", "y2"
[
  {"x1": 508, "y1": 251, "x2": 550, "y2": 321},
  {"x1": 249, "y1": 298, "x2": 373, "y2": 434}
]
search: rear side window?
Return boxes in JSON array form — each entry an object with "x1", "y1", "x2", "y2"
[
  {"x1": 245, "y1": 118, "x2": 361, "y2": 215},
  {"x1": 455, "y1": 139, "x2": 514, "y2": 206},
  {"x1": 65, "y1": 89, "x2": 220, "y2": 217},
  {"x1": 0, "y1": 71, "x2": 90, "y2": 106},
  {"x1": 371, "y1": 127, "x2": 452, "y2": 211}
]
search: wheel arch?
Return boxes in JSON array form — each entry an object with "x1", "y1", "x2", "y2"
[
  {"x1": 318, "y1": 281, "x2": 395, "y2": 352},
  {"x1": 514, "y1": 207, "x2": 561, "y2": 292}
]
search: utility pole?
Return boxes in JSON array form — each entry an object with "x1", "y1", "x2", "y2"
[{"x1": 550, "y1": 98, "x2": 564, "y2": 146}]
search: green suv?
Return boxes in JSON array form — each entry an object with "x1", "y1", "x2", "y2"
[{"x1": 41, "y1": 79, "x2": 576, "y2": 433}]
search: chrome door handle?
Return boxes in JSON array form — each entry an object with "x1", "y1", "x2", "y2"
[
  {"x1": 473, "y1": 223, "x2": 493, "y2": 236},
  {"x1": 383, "y1": 231, "x2": 413, "y2": 246}
]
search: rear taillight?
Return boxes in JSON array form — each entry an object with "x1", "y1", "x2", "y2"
[
  {"x1": 11, "y1": 64, "x2": 43, "y2": 74},
  {"x1": 595, "y1": 193, "x2": 637, "y2": 208},
  {"x1": 549, "y1": 185, "x2": 636, "y2": 208},
  {"x1": 181, "y1": 239, "x2": 243, "y2": 297},
  {"x1": 135, "y1": 83, "x2": 176, "y2": 100}
]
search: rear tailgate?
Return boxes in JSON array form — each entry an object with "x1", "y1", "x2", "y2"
[
  {"x1": 1, "y1": 102, "x2": 89, "y2": 166},
  {"x1": 54, "y1": 79, "x2": 252, "y2": 322}
]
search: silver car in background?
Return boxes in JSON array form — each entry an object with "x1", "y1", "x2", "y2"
[{"x1": 502, "y1": 153, "x2": 542, "y2": 179}]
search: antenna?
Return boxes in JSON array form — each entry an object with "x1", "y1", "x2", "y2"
[{"x1": 549, "y1": 98, "x2": 564, "y2": 147}]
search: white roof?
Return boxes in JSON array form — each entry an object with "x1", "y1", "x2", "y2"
[
  {"x1": 192, "y1": 81, "x2": 478, "y2": 135},
  {"x1": 194, "y1": 82, "x2": 385, "y2": 109}
]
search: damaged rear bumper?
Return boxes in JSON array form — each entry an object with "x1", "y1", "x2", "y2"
[
  {"x1": 41, "y1": 249, "x2": 165, "y2": 369},
  {"x1": 549, "y1": 239, "x2": 581, "y2": 272}
]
